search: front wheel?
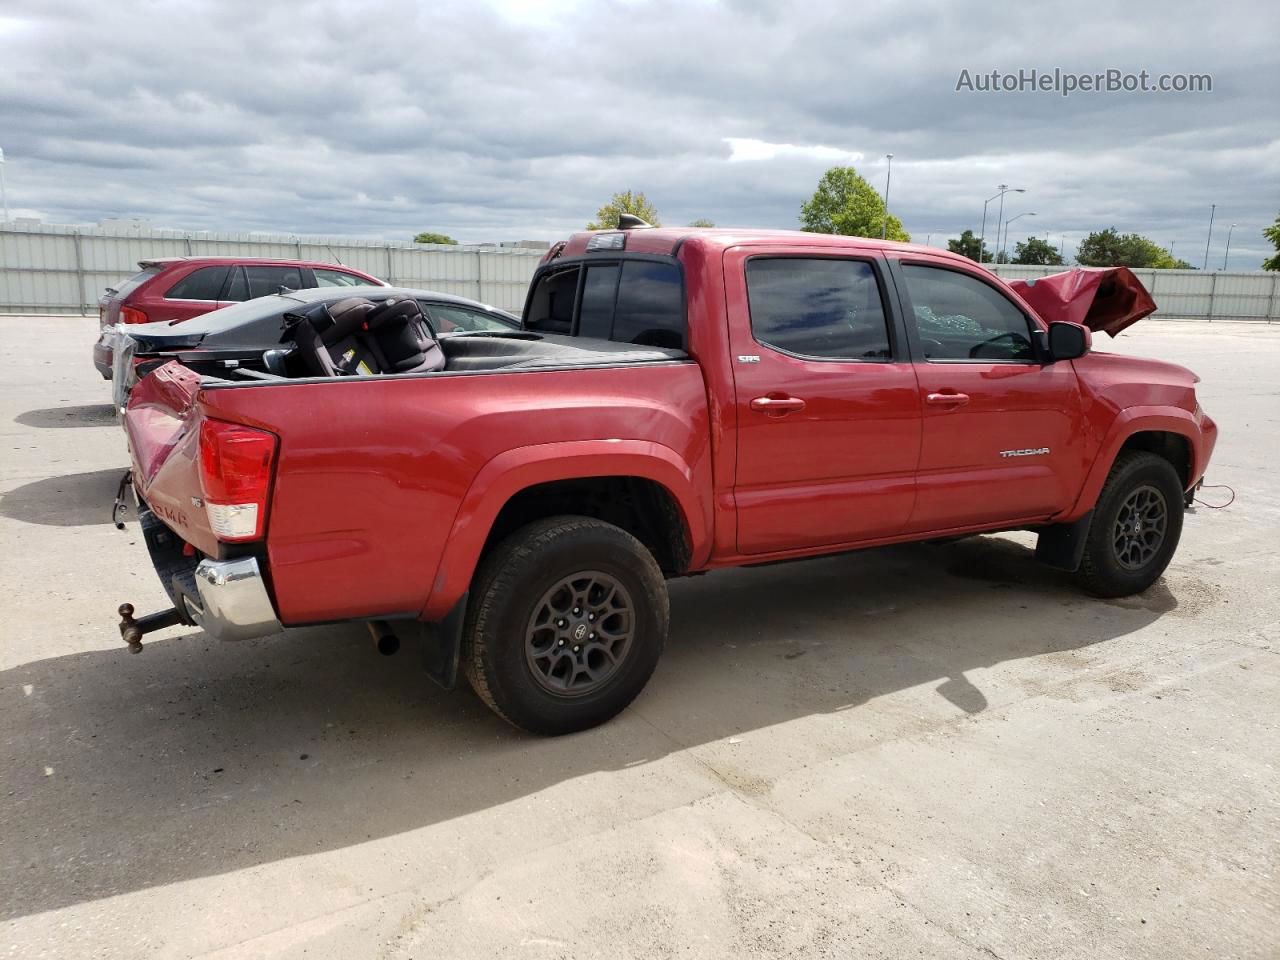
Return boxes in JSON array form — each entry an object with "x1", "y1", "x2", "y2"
[
  {"x1": 1077, "y1": 451, "x2": 1185, "y2": 598},
  {"x1": 462, "y1": 516, "x2": 669, "y2": 735}
]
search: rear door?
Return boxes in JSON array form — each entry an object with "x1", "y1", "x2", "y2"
[
  {"x1": 150, "y1": 264, "x2": 230, "y2": 324},
  {"x1": 217, "y1": 264, "x2": 306, "y2": 307},
  {"x1": 889, "y1": 255, "x2": 1085, "y2": 532},
  {"x1": 726, "y1": 246, "x2": 922, "y2": 554}
]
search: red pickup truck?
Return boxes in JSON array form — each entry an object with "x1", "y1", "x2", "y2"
[{"x1": 118, "y1": 226, "x2": 1217, "y2": 734}]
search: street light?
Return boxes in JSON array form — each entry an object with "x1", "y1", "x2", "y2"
[
  {"x1": 998, "y1": 213, "x2": 1039, "y2": 263},
  {"x1": 1203, "y1": 204, "x2": 1216, "y2": 271},
  {"x1": 1223, "y1": 223, "x2": 1239, "y2": 270},
  {"x1": 979, "y1": 185, "x2": 1025, "y2": 264},
  {"x1": 881, "y1": 154, "x2": 894, "y2": 240},
  {"x1": 1001, "y1": 212, "x2": 1037, "y2": 262}
]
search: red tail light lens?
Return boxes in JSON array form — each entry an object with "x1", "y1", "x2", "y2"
[
  {"x1": 198, "y1": 418, "x2": 277, "y2": 541},
  {"x1": 120, "y1": 306, "x2": 149, "y2": 324}
]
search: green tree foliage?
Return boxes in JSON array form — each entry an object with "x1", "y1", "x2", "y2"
[
  {"x1": 1075, "y1": 227, "x2": 1190, "y2": 269},
  {"x1": 413, "y1": 232, "x2": 457, "y2": 245},
  {"x1": 687, "y1": 218, "x2": 716, "y2": 228},
  {"x1": 799, "y1": 166, "x2": 910, "y2": 242},
  {"x1": 1263, "y1": 214, "x2": 1280, "y2": 271},
  {"x1": 1012, "y1": 236, "x2": 1065, "y2": 266},
  {"x1": 947, "y1": 229, "x2": 988, "y2": 262},
  {"x1": 587, "y1": 191, "x2": 661, "y2": 230}
]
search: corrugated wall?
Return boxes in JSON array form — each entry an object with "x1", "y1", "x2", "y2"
[
  {"x1": 3, "y1": 223, "x2": 1278, "y2": 320},
  {"x1": 0, "y1": 223, "x2": 544, "y2": 315}
]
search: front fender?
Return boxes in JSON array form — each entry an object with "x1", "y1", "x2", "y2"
[
  {"x1": 421, "y1": 439, "x2": 712, "y2": 620},
  {"x1": 1062, "y1": 405, "x2": 1212, "y2": 519}
]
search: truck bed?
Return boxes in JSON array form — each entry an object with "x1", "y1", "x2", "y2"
[{"x1": 123, "y1": 342, "x2": 711, "y2": 625}]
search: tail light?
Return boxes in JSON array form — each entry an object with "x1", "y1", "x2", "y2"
[
  {"x1": 198, "y1": 418, "x2": 278, "y2": 541},
  {"x1": 120, "y1": 306, "x2": 149, "y2": 324}
]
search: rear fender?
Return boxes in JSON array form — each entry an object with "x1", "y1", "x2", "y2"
[
  {"x1": 421, "y1": 439, "x2": 710, "y2": 620},
  {"x1": 1063, "y1": 405, "x2": 1203, "y2": 519}
]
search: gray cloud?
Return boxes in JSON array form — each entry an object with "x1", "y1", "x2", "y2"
[{"x1": 1, "y1": 0, "x2": 1277, "y2": 266}]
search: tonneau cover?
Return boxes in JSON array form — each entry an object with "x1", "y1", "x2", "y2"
[{"x1": 1009, "y1": 266, "x2": 1156, "y2": 338}]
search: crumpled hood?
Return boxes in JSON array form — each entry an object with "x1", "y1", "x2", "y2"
[{"x1": 1009, "y1": 266, "x2": 1156, "y2": 338}]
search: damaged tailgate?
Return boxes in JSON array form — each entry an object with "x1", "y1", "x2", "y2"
[{"x1": 121, "y1": 360, "x2": 221, "y2": 557}]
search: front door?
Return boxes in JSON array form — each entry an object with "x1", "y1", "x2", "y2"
[
  {"x1": 891, "y1": 257, "x2": 1085, "y2": 533},
  {"x1": 727, "y1": 248, "x2": 922, "y2": 554}
]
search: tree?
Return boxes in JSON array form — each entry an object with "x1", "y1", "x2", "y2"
[
  {"x1": 687, "y1": 218, "x2": 716, "y2": 228},
  {"x1": 1263, "y1": 214, "x2": 1280, "y2": 271},
  {"x1": 799, "y1": 166, "x2": 909, "y2": 242},
  {"x1": 413, "y1": 232, "x2": 457, "y2": 245},
  {"x1": 587, "y1": 191, "x2": 661, "y2": 229},
  {"x1": 1076, "y1": 227, "x2": 1190, "y2": 269},
  {"x1": 947, "y1": 229, "x2": 988, "y2": 262},
  {"x1": 1012, "y1": 236, "x2": 1065, "y2": 266}
]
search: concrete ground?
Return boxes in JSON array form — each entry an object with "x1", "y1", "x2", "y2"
[{"x1": 0, "y1": 317, "x2": 1276, "y2": 960}]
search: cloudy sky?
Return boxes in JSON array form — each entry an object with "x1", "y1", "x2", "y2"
[{"x1": 1, "y1": 0, "x2": 1277, "y2": 266}]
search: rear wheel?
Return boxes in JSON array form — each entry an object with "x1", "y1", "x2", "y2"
[
  {"x1": 462, "y1": 516, "x2": 669, "y2": 735},
  {"x1": 1077, "y1": 451, "x2": 1184, "y2": 597}
]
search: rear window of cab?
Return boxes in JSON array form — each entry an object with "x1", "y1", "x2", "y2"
[{"x1": 524, "y1": 258, "x2": 685, "y2": 349}]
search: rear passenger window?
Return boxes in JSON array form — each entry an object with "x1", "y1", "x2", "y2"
[
  {"x1": 165, "y1": 266, "x2": 229, "y2": 301},
  {"x1": 745, "y1": 258, "x2": 891, "y2": 359},
  {"x1": 244, "y1": 265, "x2": 304, "y2": 299},
  {"x1": 900, "y1": 264, "x2": 1035, "y2": 362},
  {"x1": 223, "y1": 266, "x2": 248, "y2": 302},
  {"x1": 613, "y1": 261, "x2": 685, "y2": 348}
]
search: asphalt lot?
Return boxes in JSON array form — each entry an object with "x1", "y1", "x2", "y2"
[{"x1": 1, "y1": 316, "x2": 1276, "y2": 960}]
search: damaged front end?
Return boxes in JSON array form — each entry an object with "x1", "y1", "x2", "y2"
[{"x1": 1009, "y1": 266, "x2": 1157, "y2": 338}]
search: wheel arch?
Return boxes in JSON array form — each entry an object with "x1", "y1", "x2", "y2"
[
  {"x1": 1067, "y1": 407, "x2": 1201, "y2": 518},
  {"x1": 421, "y1": 440, "x2": 711, "y2": 620}
]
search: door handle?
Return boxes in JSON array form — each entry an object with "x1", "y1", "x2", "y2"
[
  {"x1": 750, "y1": 396, "x2": 806, "y2": 413},
  {"x1": 926, "y1": 392, "x2": 970, "y2": 406}
]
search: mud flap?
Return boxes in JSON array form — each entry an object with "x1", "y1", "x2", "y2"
[
  {"x1": 1035, "y1": 510, "x2": 1094, "y2": 572},
  {"x1": 419, "y1": 592, "x2": 467, "y2": 690}
]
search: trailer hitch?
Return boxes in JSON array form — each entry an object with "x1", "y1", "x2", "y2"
[{"x1": 117, "y1": 602, "x2": 183, "y2": 653}]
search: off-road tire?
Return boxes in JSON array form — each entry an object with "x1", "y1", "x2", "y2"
[
  {"x1": 462, "y1": 516, "x2": 669, "y2": 735},
  {"x1": 1077, "y1": 451, "x2": 1184, "y2": 598}
]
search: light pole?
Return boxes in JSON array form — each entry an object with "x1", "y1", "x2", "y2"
[
  {"x1": 1001, "y1": 212, "x2": 1036, "y2": 262},
  {"x1": 980, "y1": 186, "x2": 1025, "y2": 264},
  {"x1": 881, "y1": 154, "x2": 894, "y2": 240},
  {"x1": 0, "y1": 147, "x2": 9, "y2": 224},
  {"x1": 1222, "y1": 223, "x2": 1238, "y2": 270},
  {"x1": 1203, "y1": 204, "x2": 1216, "y2": 271}
]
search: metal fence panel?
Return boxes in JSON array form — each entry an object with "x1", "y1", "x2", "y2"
[
  {"x1": 0, "y1": 223, "x2": 544, "y2": 315},
  {"x1": 4, "y1": 223, "x2": 1277, "y2": 320}
]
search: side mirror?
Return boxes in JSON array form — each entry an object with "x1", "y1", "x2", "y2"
[{"x1": 1047, "y1": 321, "x2": 1090, "y2": 362}]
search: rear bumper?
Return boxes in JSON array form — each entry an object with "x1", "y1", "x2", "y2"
[
  {"x1": 188, "y1": 557, "x2": 283, "y2": 642},
  {"x1": 93, "y1": 333, "x2": 114, "y2": 379}
]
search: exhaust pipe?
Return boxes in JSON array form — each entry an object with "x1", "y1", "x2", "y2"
[{"x1": 367, "y1": 620, "x2": 400, "y2": 656}]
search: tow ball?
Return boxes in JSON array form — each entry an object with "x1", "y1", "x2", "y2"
[{"x1": 117, "y1": 602, "x2": 183, "y2": 653}]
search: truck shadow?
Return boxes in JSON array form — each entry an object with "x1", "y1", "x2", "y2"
[
  {"x1": 14, "y1": 404, "x2": 117, "y2": 428},
  {"x1": 0, "y1": 467, "x2": 128, "y2": 526},
  {"x1": 0, "y1": 535, "x2": 1178, "y2": 921}
]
